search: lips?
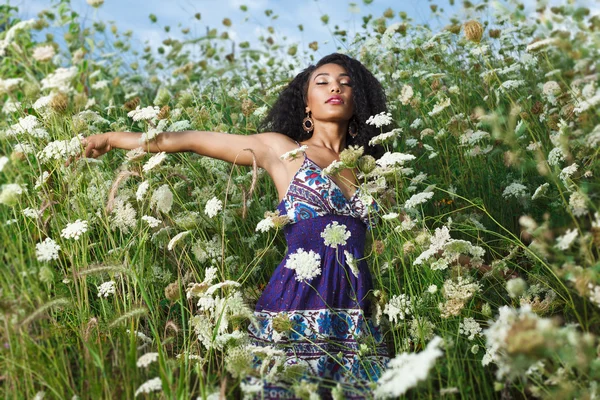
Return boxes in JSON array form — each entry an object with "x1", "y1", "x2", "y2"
[{"x1": 326, "y1": 96, "x2": 344, "y2": 104}]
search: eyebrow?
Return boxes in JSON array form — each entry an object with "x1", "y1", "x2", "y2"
[{"x1": 313, "y1": 72, "x2": 351, "y2": 81}]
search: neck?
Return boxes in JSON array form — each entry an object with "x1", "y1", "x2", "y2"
[{"x1": 307, "y1": 121, "x2": 348, "y2": 153}]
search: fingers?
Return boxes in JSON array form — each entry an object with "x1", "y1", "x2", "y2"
[{"x1": 85, "y1": 142, "x2": 94, "y2": 158}]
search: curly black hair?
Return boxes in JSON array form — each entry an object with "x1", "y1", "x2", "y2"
[{"x1": 259, "y1": 53, "x2": 388, "y2": 158}]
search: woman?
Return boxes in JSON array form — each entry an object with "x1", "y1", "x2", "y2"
[{"x1": 81, "y1": 53, "x2": 391, "y2": 399}]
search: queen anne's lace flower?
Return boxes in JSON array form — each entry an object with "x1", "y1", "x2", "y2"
[
  {"x1": 428, "y1": 97, "x2": 451, "y2": 116},
  {"x1": 35, "y1": 238, "x2": 60, "y2": 262},
  {"x1": 384, "y1": 293, "x2": 412, "y2": 324},
  {"x1": 366, "y1": 111, "x2": 393, "y2": 128},
  {"x1": 61, "y1": 219, "x2": 89, "y2": 240},
  {"x1": 502, "y1": 182, "x2": 529, "y2": 199},
  {"x1": 280, "y1": 145, "x2": 308, "y2": 161},
  {"x1": 374, "y1": 336, "x2": 443, "y2": 398},
  {"x1": 404, "y1": 191, "x2": 434, "y2": 209},
  {"x1": 555, "y1": 228, "x2": 577, "y2": 250},
  {"x1": 285, "y1": 248, "x2": 322, "y2": 282},
  {"x1": 127, "y1": 105, "x2": 160, "y2": 121},
  {"x1": 399, "y1": 85, "x2": 414, "y2": 105},
  {"x1": 376, "y1": 151, "x2": 416, "y2": 168},
  {"x1": 343, "y1": 250, "x2": 359, "y2": 278},
  {"x1": 142, "y1": 215, "x2": 161, "y2": 228},
  {"x1": 143, "y1": 152, "x2": 167, "y2": 172},
  {"x1": 459, "y1": 317, "x2": 482, "y2": 340},
  {"x1": 369, "y1": 128, "x2": 402, "y2": 146},
  {"x1": 204, "y1": 197, "x2": 223, "y2": 218},
  {"x1": 168, "y1": 231, "x2": 190, "y2": 251},
  {"x1": 134, "y1": 377, "x2": 162, "y2": 396},
  {"x1": 321, "y1": 221, "x2": 351, "y2": 247},
  {"x1": 32, "y1": 45, "x2": 55, "y2": 62},
  {"x1": 97, "y1": 280, "x2": 116, "y2": 298},
  {"x1": 136, "y1": 352, "x2": 159, "y2": 368},
  {"x1": 151, "y1": 185, "x2": 173, "y2": 214}
]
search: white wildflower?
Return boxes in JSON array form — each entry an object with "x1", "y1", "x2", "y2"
[
  {"x1": 97, "y1": 280, "x2": 116, "y2": 298},
  {"x1": 134, "y1": 377, "x2": 162, "y2": 397},
  {"x1": 369, "y1": 128, "x2": 402, "y2": 146},
  {"x1": 0, "y1": 19, "x2": 36, "y2": 56},
  {"x1": 143, "y1": 152, "x2": 167, "y2": 172},
  {"x1": 136, "y1": 352, "x2": 159, "y2": 368},
  {"x1": 32, "y1": 45, "x2": 55, "y2": 62},
  {"x1": 568, "y1": 191, "x2": 587, "y2": 217},
  {"x1": 40, "y1": 67, "x2": 78, "y2": 92},
  {"x1": 285, "y1": 248, "x2": 322, "y2": 282},
  {"x1": 91, "y1": 80, "x2": 109, "y2": 90},
  {"x1": 0, "y1": 183, "x2": 26, "y2": 206},
  {"x1": 542, "y1": 81, "x2": 560, "y2": 97},
  {"x1": 33, "y1": 94, "x2": 55, "y2": 111},
  {"x1": 531, "y1": 183, "x2": 549, "y2": 200},
  {"x1": 410, "y1": 118, "x2": 423, "y2": 129},
  {"x1": 374, "y1": 336, "x2": 443, "y2": 398},
  {"x1": 547, "y1": 147, "x2": 566, "y2": 166},
  {"x1": 555, "y1": 228, "x2": 577, "y2": 251},
  {"x1": 321, "y1": 160, "x2": 345, "y2": 177},
  {"x1": 366, "y1": 111, "x2": 393, "y2": 128},
  {"x1": 111, "y1": 198, "x2": 137, "y2": 233},
  {"x1": 253, "y1": 105, "x2": 268, "y2": 118},
  {"x1": 280, "y1": 145, "x2": 308, "y2": 161},
  {"x1": 23, "y1": 207, "x2": 42, "y2": 218},
  {"x1": 0, "y1": 156, "x2": 8, "y2": 172},
  {"x1": 128, "y1": 105, "x2": 160, "y2": 122},
  {"x1": 383, "y1": 293, "x2": 411, "y2": 324},
  {"x1": 459, "y1": 317, "x2": 482, "y2": 340},
  {"x1": 428, "y1": 97, "x2": 451, "y2": 116},
  {"x1": 427, "y1": 285, "x2": 437, "y2": 294},
  {"x1": 502, "y1": 182, "x2": 528, "y2": 199},
  {"x1": 142, "y1": 215, "x2": 161, "y2": 228},
  {"x1": 320, "y1": 221, "x2": 350, "y2": 247},
  {"x1": 376, "y1": 151, "x2": 415, "y2": 168},
  {"x1": 256, "y1": 217, "x2": 275, "y2": 233},
  {"x1": 382, "y1": 212, "x2": 398, "y2": 220},
  {"x1": 526, "y1": 37, "x2": 558, "y2": 52},
  {"x1": 60, "y1": 219, "x2": 88, "y2": 240},
  {"x1": 404, "y1": 191, "x2": 434, "y2": 209},
  {"x1": 499, "y1": 80, "x2": 526, "y2": 92},
  {"x1": 150, "y1": 185, "x2": 173, "y2": 214},
  {"x1": 344, "y1": 250, "x2": 359, "y2": 278},
  {"x1": 136, "y1": 181, "x2": 149, "y2": 201},
  {"x1": 35, "y1": 238, "x2": 60, "y2": 262},
  {"x1": 168, "y1": 231, "x2": 190, "y2": 251},
  {"x1": 204, "y1": 197, "x2": 223, "y2": 218},
  {"x1": 38, "y1": 135, "x2": 84, "y2": 162},
  {"x1": 399, "y1": 85, "x2": 414, "y2": 105},
  {"x1": 0, "y1": 78, "x2": 22, "y2": 93},
  {"x1": 559, "y1": 163, "x2": 578, "y2": 184}
]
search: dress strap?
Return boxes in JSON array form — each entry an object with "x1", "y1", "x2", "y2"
[{"x1": 293, "y1": 140, "x2": 307, "y2": 158}]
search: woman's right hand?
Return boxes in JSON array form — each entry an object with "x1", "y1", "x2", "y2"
[
  {"x1": 65, "y1": 132, "x2": 113, "y2": 166},
  {"x1": 82, "y1": 132, "x2": 112, "y2": 158}
]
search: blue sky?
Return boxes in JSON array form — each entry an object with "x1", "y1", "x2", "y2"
[
  {"x1": 17, "y1": 0, "x2": 463, "y2": 56},
  {"x1": 14, "y1": 0, "x2": 600, "y2": 62}
]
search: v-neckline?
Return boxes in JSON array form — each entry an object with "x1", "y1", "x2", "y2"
[{"x1": 304, "y1": 156, "x2": 359, "y2": 204}]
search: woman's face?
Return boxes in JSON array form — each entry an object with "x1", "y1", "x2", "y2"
[{"x1": 305, "y1": 63, "x2": 354, "y2": 124}]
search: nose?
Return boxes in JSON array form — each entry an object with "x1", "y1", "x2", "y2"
[{"x1": 330, "y1": 85, "x2": 340, "y2": 93}]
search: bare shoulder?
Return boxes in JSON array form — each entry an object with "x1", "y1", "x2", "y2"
[{"x1": 254, "y1": 131, "x2": 299, "y2": 155}]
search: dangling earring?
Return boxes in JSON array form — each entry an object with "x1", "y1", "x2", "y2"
[
  {"x1": 348, "y1": 117, "x2": 359, "y2": 139},
  {"x1": 302, "y1": 111, "x2": 314, "y2": 133}
]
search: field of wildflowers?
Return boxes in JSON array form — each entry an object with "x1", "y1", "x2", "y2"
[{"x1": 1, "y1": 0, "x2": 599, "y2": 398}]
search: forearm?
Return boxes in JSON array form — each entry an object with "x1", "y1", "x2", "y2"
[{"x1": 107, "y1": 131, "x2": 193, "y2": 153}]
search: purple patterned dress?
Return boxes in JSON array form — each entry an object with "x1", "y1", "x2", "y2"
[{"x1": 246, "y1": 144, "x2": 389, "y2": 399}]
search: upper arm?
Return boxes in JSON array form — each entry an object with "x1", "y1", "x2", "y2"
[{"x1": 178, "y1": 130, "x2": 289, "y2": 168}]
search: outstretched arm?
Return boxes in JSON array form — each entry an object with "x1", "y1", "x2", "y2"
[{"x1": 80, "y1": 130, "x2": 285, "y2": 168}]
